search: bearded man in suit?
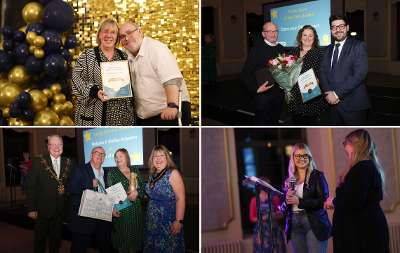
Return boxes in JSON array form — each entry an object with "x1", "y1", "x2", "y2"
[
  {"x1": 318, "y1": 14, "x2": 371, "y2": 125},
  {"x1": 27, "y1": 135, "x2": 72, "y2": 253}
]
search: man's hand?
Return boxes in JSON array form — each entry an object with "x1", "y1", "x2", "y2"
[
  {"x1": 97, "y1": 90, "x2": 109, "y2": 102},
  {"x1": 325, "y1": 91, "x2": 339, "y2": 105},
  {"x1": 28, "y1": 211, "x2": 38, "y2": 219},
  {"x1": 93, "y1": 179, "x2": 98, "y2": 188},
  {"x1": 161, "y1": 107, "x2": 178, "y2": 120},
  {"x1": 257, "y1": 82, "x2": 274, "y2": 93}
]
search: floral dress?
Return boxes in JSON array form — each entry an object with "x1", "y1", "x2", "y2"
[
  {"x1": 251, "y1": 197, "x2": 285, "y2": 253},
  {"x1": 107, "y1": 167, "x2": 145, "y2": 253},
  {"x1": 144, "y1": 169, "x2": 185, "y2": 252}
]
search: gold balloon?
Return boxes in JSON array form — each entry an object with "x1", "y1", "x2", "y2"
[
  {"x1": 8, "y1": 116, "x2": 32, "y2": 126},
  {"x1": 32, "y1": 72, "x2": 47, "y2": 83},
  {"x1": 2, "y1": 108, "x2": 10, "y2": 118},
  {"x1": 0, "y1": 78, "x2": 10, "y2": 89},
  {"x1": 21, "y1": 82, "x2": 40, "y2": 92},
  {"x1": 69, "y1": 48, "x2": 76, "y2": 59},
  {"x1": 33, "y1": 110, "x2": 60, "y2": 126},
  {"x1": 61, "y1": 35, "x2": 66, "y2": 46},
  {"x1": 33, "y1": 36, "x2": 45, "y2": 48},
  {"x1": 42, "y1": 88, "x2": 53, "y2": 100},
  {"x1": 51, "y1": 103, "x2": 64, "y2": 116},
  {"x1": 34, "y1": 48, "x2": 45, "y2": 59},
  {"x1": 60, "y1": 116, "x2": 74, "y2": 126},
  {"x1": 51, "y1": 83, "x2": 61, "y2": 95},
  {"x1": 19, "y1": 26, "x2": 27, "y2": 33},
  {"x1": 0, "y1": 41, "x2": 3, "y2": 50},
  {"x1": 22, "y1": 2, "x2": 43, "y2": 25},
  {"x1": 63, "y1": 101, "x2": 73, "y2": 115},
  {"x1": 29, "y1": 44, "x2": 36, "y2": 54},
  {"x1": 28, "y1": 89, "x2": 48, "y2": 114},
  {"x1": 45, "y1": 106, "x2": 51, "y2": 110},
  {"x1": 8, "y1": 65, "x2": 30, "y2": 87},
  {"x1": 0, "y1": 84, "x2": 22, "y2": 107},
  {"x1": 50, "y1": 101, "x2": 54, "y2": 107},
  {"x1": 26, "y1": 31, "x2": 37, "y2": 44},
  {"x1": 53, "y1": 93, "x2": 66, "y2": 104}
]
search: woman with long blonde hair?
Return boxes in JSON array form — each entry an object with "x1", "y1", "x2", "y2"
[
  {"x1": 324, "y1": 129, "x2": 389, "y2": 253},
  {"x1": 279, "y1": 143, "x2": 332, "y2": 253}
]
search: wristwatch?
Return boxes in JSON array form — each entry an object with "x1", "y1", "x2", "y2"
[
  {"x1": 167, "y1": 103, "x2": 179, "y2": 109},
  {"x1": 176, "y1": 219, "x2": 184, "y2": 224}
]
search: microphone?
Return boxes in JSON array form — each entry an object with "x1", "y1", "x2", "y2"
[{"x1": 290, "y1": 177, "x2": 296, "y2": 191}]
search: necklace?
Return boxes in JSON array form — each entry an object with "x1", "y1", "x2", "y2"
[{"x1": 149, "y1": 167, "x2": 167, "y2": 189}]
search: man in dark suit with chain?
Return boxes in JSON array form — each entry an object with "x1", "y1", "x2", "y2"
[
  {"x1": 242, "y1": 22, "x2": 285, "y2": 125},
  {"x1": 67, "y1": 146, "x2": 111, "y2": 253},
  {"x1": 318, "y1": 14, "x2": 371, "y2": 125},
  {"x1": 27, "y1": 135, "x2": 72, "y2": 253}
]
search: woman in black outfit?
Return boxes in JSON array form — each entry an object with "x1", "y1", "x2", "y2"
[
  {"x1": 286, "y1": 25, "x2": 325, "y2": 126},
  {"x1": 279, "y1": 143, "x2": 332, "y2": 253},
  {"x1": 324, "y1": 129, "x2": 390, "y2": 253}
]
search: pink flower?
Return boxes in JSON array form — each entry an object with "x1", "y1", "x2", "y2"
[
  {"x1": 270, "y1": 59, "x2": 278, "y2": 66},
  {"x1": 286, "y1": 59, "x2": 294, "y2": 67}
]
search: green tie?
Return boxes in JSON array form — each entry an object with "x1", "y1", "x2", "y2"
[{"x1": 54, "y1": 160, "x2": 58, "y2": 178}]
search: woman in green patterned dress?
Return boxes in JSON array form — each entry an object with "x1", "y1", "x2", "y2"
[{"x1": 107, "y1": 148, "x2": 145, "y2": 253}]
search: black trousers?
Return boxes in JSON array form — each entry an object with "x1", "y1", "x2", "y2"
[
  {"x1": 34, "y1": 212, "x2": 63, "y2": 253},
  {"x1": 70, "y1": 220, "x2": 111, "y2": 253},
  {"x1": 330, "y1": 103, "x2": 367, "y2": 126},
  {"x1": 137, "y1": 101, "x2": 191, "y2": 126},
  {"x1": 254, "y1": 92, "x2": 285, "y2": 126}
]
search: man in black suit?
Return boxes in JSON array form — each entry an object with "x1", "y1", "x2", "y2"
[
  {"x1": 67, "y1": 146, "x2": 111, "y2": 253},
  {"x1": 242, "y1": 22, "x2": 285, "y2": 125},
  {"x1": 27, "y1": 135, "x2": 72, "y2": 253},
  {"x1": 318, "y1": 14, "x2": 371, "y2": 125}
]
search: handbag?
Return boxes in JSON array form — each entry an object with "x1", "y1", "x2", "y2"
[{"x1": 78, "y1": 181, "x2": 115, "y2": 222}]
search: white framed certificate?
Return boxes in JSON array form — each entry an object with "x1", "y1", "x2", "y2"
[
  {"x1": 297, "y1": 68, "x2": 322, "y2": 103},
  {"x1": 100, "y1": 60, "x2": 132, "y2": 99}
]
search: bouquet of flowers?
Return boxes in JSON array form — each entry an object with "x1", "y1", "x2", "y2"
[{"x1": 267, "y1": 54, "x2": 304, "y2": 103}]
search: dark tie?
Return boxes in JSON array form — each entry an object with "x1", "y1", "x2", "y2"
[{"x1": 330, "y1": 43, "x2": 341, "y2": 91}]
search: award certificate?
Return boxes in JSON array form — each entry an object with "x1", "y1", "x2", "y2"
[
  {"x1": 297, "y1": 68, "x2": 322, "y2": 103},
  {"x1": 100, "y1": 60, "x2": 132, "y2": 99},
  {"x1": 105, "y1": 182, "x2": 131, "y2": 211}
]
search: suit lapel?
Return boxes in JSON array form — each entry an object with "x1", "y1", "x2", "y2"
[{"x1": 336, "y1": 38, "x2": 352, "y2": 67}]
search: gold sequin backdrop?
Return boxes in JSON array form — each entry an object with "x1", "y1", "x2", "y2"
[{"x1": 64, "y1": 0, "x2": 199, "y2": 125}]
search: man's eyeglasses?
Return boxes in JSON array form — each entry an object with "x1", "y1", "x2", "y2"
[
  {"x1": 48, "y1": 143, "x2": 63, "y2": 147},
  {"x1": 92, "y1": 151, "x2": 106, "y2": 156},
  {"x1": 101, "y1": 30, "x2": 118, "y2": 36},
  {"x1": 294, "y1": 154, "x2": 310, "y2": 160},
  {"x1": 263, "y1": 30, "x2": 279, "y2": 34},
  {"x1": 120, "y1": 29, "x2": 138, "y2": 41},
  {"x1": 330, "y1": 24, "x2": 346, "y2": 31}
]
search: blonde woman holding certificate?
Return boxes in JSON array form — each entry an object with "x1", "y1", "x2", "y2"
[{"x1": 72, "y1": 18, "x2": 135, "y2": 126}]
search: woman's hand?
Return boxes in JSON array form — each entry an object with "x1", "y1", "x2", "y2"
[
  {"x1": 112, "y1": 209, "x2": 120, "y2": 217},
  {"x1": 127, "y1": 190, "x2": 138, "y2": 202},
  {"x1": 97, "y1": 90, "x2": 109, "y2": 102},
  {"x1": 170, "y1": 220, "x2": 182, "y2": 235},
  {"x1": 324, "y1": 197, "x2": 335, "y2": 210},
  {"x1": 286, "y1": 189, "x2": 299, "y2": 205}
]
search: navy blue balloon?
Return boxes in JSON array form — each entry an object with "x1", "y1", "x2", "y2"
[
  {"x1": 22, "y1": 108, "x2": 35, "y2": 121},
  {"x1": 59, "y1": 48, "x2": 70, "y2": 60},
  {"x1": 1, "y1": 26, "x2": 14, "y2": 39},
  {"x1": 41, "y1": 29, "x2": 62, "y2": 55},
  {"x1": 17, "y1": 92, "x2": 32, "y2": 108},
  {"x1": 9, "y1": 106, "x2": 22, "y2": 118},
  {"x1": 44, "y1": 54, "x2": 67, "y2": 77},
  {"x1": 0, "y1": 118, "x2": 7, "y2": 126},
  {"x1": 42, "y1": 0, "x2": 75, "y2": 33},
  {"x1": 13, "y1": 42, "x2": 32, "y2": 65},
  {"x1": 0, "y1": 50, "x2": 14, "y2": 73},
  {"x1": 41, "y1": 76, "x2": 68, "y2": 94},
  {"x1": 26, "y1": 22, "x2": 46, "y2": 35},
  {"x1": 38, "y1": 0, "x2": 55, "y2": 6},
  {"x1": 25, "y1": 55, "x2": 45, "y2": 75},
  {"x1": 3, "y1": 39, "x2": 15, "y2": 51},
  {"x1": 10, "y1": 101, "x2": 19, "y2": 109},
  {"x1": 13, "y1": 31, "x2": 26, "y2": 42},
  {"x1": 64, "y1": 36, "x2": 77, "y2": 49}
]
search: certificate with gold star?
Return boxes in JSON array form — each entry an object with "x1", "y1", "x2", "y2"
[{"x1": 100, "y1": 60, "x2": 132, "y2": 99}]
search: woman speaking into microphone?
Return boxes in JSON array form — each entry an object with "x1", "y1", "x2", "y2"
[{"x1": 278, "y1": 143, "x2": 332, "y2": 253}]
